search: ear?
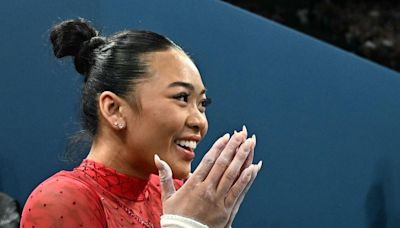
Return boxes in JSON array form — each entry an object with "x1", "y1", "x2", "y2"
[{"x1": 98, "y1": 91, "x2": 126, "y2": 130}]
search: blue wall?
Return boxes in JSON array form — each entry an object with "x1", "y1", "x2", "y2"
[{"x1": 1, "y1": 1, "x2": 399, "y2": 227}]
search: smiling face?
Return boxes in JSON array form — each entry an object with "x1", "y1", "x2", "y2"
[{"x1": 123, "y1": 48, "x2": 209, "y2": 179}]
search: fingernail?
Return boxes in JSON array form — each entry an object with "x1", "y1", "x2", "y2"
[
  {"x1": 246, "y1": 137, "x2": 252, "y2": 145},
  {"x1": 243, "y1": 138, "x2": 252, "y2": 153},
  {"x1": 257, "y1": 160, "x2": 263, "y2": 171},
  {"x1": 252, "y1": 134, "x2": 256, "y2": 146},
  {"x1": 234, "y1": 130, "x2": 238, "y2": 134},
  {"x1": 154, "y1": 154, "x2": 164, "y2": 170},
  {"x1": 223, "y1": 133, "x2": 230, "y2": 140},
  {"x1": 242, "y1": 125, "x2": 247, "y2": 134}
]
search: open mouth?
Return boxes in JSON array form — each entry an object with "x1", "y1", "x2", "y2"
[{"x1": 175, "y1": 140, "x2": 197, "y2": 151}]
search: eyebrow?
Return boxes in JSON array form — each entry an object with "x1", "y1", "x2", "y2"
[{"x1": 168, "y1": 81, "x2": 206, "y2": 94}]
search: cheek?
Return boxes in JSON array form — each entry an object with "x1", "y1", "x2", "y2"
[
  {"x1": 202, "y1": 115, "x2": 209, "y2": 136},
  {"x1": 150, "y1": 107, "x2": 185, "y2": 133}
]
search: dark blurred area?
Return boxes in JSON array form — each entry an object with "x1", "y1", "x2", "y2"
[{"x1": 223, "y1": 0, "x2": 400, "y2": 72}]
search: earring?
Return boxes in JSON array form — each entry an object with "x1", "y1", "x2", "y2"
[{"x1": 114, "y1": 122, "x2": 125, "y2": 129}]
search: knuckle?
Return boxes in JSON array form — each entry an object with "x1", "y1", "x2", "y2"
[
  {"x1": 231, "y1": 134, "x2": 244, "y2": 144},
  {"x1": 219, "y1": 212, "x2": 229, "y2": 223},
  {"x1": 224, "y1": 170, "x2": 238, "y2": 182},
  {"x1": 159, "y1": 174, "x2": 171, "y2": 183},
  {"x1": 202, "y1": 156, "x2": 215, "y2": 166},
  {"x1": 201, "y1": 186, "x2": 215, "y2": 202},
  {"x1": 159, "y1": 176, "x2": 168, "y2": 183},
  {"x1": 225, "y1": 137, "x2": 243, "y2": 152},
  {"x1": 216, "y1": 157, "x2": 229, "y2": 168},
  {"x1": 230, "y1": 186, "x2": 242, "y2": 198},
  {"x1": 225, "y1": 142, "x2": 238, "y2": 152},
  {"x1": 236, "y1": 149, "x2": 248, "y2": 160},
  {"x1": 215, "y1": 141, "x2": 226, "y2": 151}
]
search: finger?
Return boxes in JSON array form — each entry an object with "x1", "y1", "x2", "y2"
[
  {"x1": 226, "y1": 162, "x2": 261, "y2": 227},
  {"x1": 233, "y1": 161, "x2": 261, "y2": 210},
  {"x1": 242, "y1": 134, "x2": 256, "y2": 171},
  {"x1": 225, "y1": 134, "x2": 256, "y2": 227},
  {"x1": 204, "y1": 130, "x2": 247, "y2": 187},
  {"x1": 217, "y1": 138, "x2": 252, "y2": 194},
  {"x1": 225, "y1": 161, "x2": 261, "y2": 209},
  {"x1": 189, "y1": 133, "x2": 230, "y2": 182},
  {"x1": 242, "y1": 125, "x2": 248, "y2": 138},
  {"x1": 235, "y1": 125, "x2": 248, "y2": 145},
  {"x1": 154, "y1": 154, "x2": 176, "y2": 202}
]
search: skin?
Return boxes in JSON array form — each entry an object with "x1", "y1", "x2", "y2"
[
  {"x1": 87, "y1": 48, "x2": 208, "y2": 180},
  {"x1": 86, "y1": 47, "x2": 261, "y2": 227},
  {"x1": 156, "y1": 130, "x2": 261, "y2": 227}
]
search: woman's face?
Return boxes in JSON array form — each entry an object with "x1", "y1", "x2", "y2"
[{"x1": 124, "y1": 48, "x2": 209, "y2": 179}]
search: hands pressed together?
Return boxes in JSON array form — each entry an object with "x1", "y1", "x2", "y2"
[{"x1": 155, "y1": 126, "x2": 261, "y2": 228}]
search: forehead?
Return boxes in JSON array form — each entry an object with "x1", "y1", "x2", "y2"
[{"x1": 143, "y1": 49, "x2": 204, "y2": 89}]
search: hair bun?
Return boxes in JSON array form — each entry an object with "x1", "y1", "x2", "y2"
[
  {"x1": 75, "y1": 36, "x2": 106, "y2": 75},
  {"x1": 50, "y1": 18, "x2": 104, "y2": 76}
]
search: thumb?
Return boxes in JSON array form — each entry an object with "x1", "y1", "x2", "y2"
[{"x1": 154, "y1": 154, "x2": 176, "y2": 202}]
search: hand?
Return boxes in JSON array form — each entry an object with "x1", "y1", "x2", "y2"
[
  {"x1": 225, "y1": 134, "x2": 260, "y2": 228},
  {"x1": 155, "y1": 127, "x2": 261, "y2": 227}
]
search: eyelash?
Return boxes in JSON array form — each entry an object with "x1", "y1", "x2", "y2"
[
  {"x1": 173, "y1": 92, "x2": 190, "y2": 102},
  {"x1": 173, "y1": 93, "x2": 212, "y2": 109},
  {"x1": 200, "y1": 98, "x2": 212, "y2": 108}
]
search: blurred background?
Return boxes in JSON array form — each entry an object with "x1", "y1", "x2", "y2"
[
  {"x1": 223, "y1": 0, "x2": 400, "y2": 72},
  {"x1": 1, "y1": 1, "x2": 399, "y2": 227}
]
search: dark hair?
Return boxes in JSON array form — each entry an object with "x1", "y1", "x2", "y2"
[{"x1": 50, "y1": 18, "x2": 181, "y2": 160}]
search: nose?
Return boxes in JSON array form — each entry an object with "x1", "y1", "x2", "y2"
[{"x1": 186, "y1": 107, "x2": 208, "y2": 134}]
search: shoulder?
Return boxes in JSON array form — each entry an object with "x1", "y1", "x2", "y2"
[
  {"x1": 21, "y1": 171, "x2": 106, "y2": 227},
  {"x1": 27, "y1": 171, "x2": 101, "y2": 202}
]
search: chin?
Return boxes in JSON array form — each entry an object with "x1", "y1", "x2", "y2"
[{"x1": 171, "y1": 165, "x2": 191, "y2": 180}]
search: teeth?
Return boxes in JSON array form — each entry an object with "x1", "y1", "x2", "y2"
[{"x1": 175, "y1": 140, "x2": 197, "y2": 150}]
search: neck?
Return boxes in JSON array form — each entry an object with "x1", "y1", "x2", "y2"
[{"x1": 86, "y1": 133, "x2": 152, "y2": 180}]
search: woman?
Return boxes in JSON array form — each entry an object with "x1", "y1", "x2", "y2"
[{"x1": 21, "y1": 18, "x2": 261, "y2": 228}]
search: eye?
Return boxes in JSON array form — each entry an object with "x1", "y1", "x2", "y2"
[
  {"x1": 199, "y1": 98, "x2": 212, "y2": 110},
  {"x1": 173, "y1": 92, "x2": 190, "y2": 102}
]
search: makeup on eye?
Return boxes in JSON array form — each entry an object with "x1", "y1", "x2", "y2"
[
  {"x1": 173, "y1": 92, "x2": 190, "y2": 102},
  {"x1": 198, "y1": 97, "x2": 212, "y2": 112},
  {"x1": 171, "y1": 91, "x2": 211, "y2": 111}
]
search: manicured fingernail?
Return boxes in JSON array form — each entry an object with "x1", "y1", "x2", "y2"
[
  {"x1": 234, "y1": 130, "x2": 238, "y2": 134},
  {"x1": 154, "y1": 154, "x2": 164, "y2": 170},
  {"x1": 223, "y1": 133, "x2": 230, "y2": 140},
  {"x1": 243, "y1": 138, "x2": 252, "y2": 153},
  {"x1": 154, "y1": 154, "x2": 160, "y2": 162},
  {"x1": 242, "y1": 125, "x2": 247, "y2": 134},
  {"x1": 155, "y1": 154, "x2": 169, "y2": 168},
  {"x1": 252, "y1": 134, "x2": 256, "y2": 146},
  {"x1": 257, "y1": 160, "x2": 263, "y2": 171}
]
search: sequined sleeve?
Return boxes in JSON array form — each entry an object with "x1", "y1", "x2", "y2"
[{"x1": 21, "y1": 173, "x2": 107, "y2": 228}]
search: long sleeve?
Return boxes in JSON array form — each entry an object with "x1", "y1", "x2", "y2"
[{"x1": 161, "y1": 214, "x2": 208, "y2": 228}]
